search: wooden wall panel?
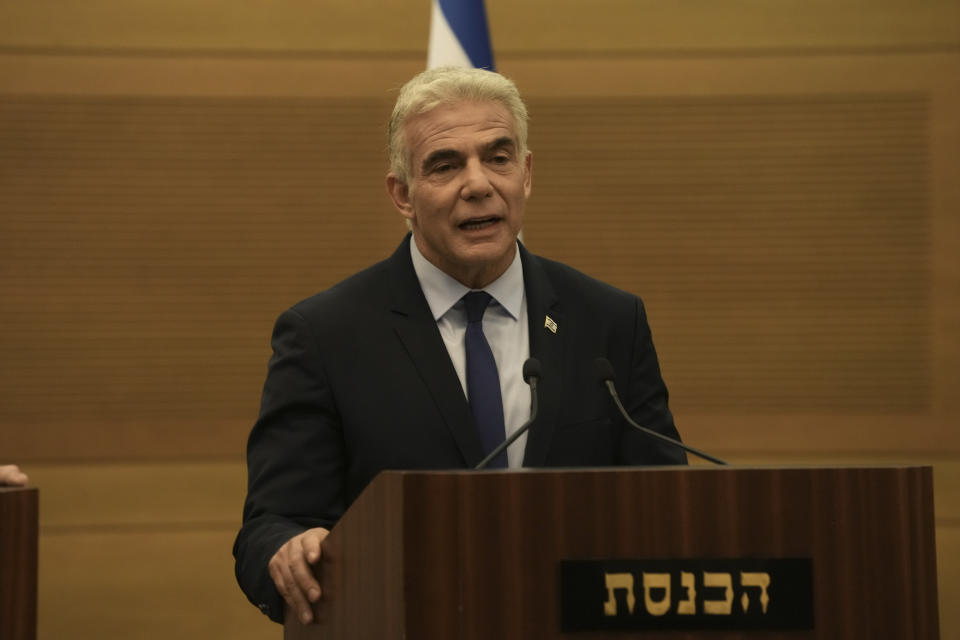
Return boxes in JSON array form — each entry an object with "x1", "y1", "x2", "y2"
[
  {"x1": 35, "y1": 462, "x2": 243, "y2": 529},
  {"x1": 30, "y1": 463, "x2": 271, "y2": 639},
  {"x1": 1, "y1": 54, "x2": 956, "y2": 460},
  {"x1": 0, "y1": 96, "x2": 405, "y2": 459},
  {"x1": 527, "y1": 93, "x2": 931, "y2": 414},
  {"x1": 0, "y1": 0, "x2": 957, "y2": 54},
  {"x1": 40, "y1": 530, "x2": 273, "y2": 639},
  {"x1": 938, "y1": 527, "x2": 960, "y2": 640}
]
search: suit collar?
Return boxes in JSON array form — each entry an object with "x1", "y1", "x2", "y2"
[
  {"x1": 518, "y1": 242, "x2": 564, "y2": 467},
  {"x1": 387, "y1": 234, "x2": 485, "y2": 466}
]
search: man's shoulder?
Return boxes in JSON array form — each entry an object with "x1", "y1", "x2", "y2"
[
  {"x1": 525, "y1": 250, "x2": 640, "y2": 308},
  {"x1": 288, "y1": 256, "x2": 395, "y2": 320}
]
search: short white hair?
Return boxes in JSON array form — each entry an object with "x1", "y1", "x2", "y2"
[{"x1": 387, "y1": 66, "x2": 530, "y2": 184}]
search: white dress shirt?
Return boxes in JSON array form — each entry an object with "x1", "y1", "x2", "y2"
[{"x1": 410, "y1": 238, "x2": 532, "y2": 468}]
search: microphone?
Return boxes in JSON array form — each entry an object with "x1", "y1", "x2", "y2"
[
  {"x1": 593, "y1": 358, "x2": 727, "y2": 466},
  {"x1": 475, "y1": 357, "x2": 542, "y2": 470}
]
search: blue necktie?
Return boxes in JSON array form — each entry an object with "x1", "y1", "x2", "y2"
[{"x1": 463, "y1": 291, "x2": 507, "y2": 468}]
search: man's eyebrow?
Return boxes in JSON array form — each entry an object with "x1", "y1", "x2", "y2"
[
  {"x1": 420, "y1": 137, "x2": 517, "y2": 173},
  {"x1": 483, "y1": 137, "x2": 516, "y2": 153},
  {"x1": 421, "y1": 148, "x2": 462, "y2": 172}
]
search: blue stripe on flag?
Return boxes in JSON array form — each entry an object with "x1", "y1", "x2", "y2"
[{"x1": 437, "y1": 0, "x2": 495, "y2": 70}]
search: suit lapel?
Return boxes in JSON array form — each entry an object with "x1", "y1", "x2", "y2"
[
  {"x1": 387, "y1": 235, "x2": 485, "y2": 467},
  {"x1": 519, "y1": 245, "x2": 564, "y2": 467}
]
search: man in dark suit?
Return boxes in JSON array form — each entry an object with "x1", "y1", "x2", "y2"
[{"x1": 234, "y1": 66, "x2": 686, "y2": 624}]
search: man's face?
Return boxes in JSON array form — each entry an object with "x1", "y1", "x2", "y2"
[{"x1": 386, "y1": 100, "x2": 532, "y2": 289}]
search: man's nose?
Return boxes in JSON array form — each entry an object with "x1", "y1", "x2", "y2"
[{"x1": 460, "y1": 159, "x2": 494, "y2": 200}]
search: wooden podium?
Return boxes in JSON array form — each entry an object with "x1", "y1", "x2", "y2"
[
  {"x1": 0, "y1": 486, "x2": 39, "y2": 640},
  {"x1": 284, "y1": 467, "x2": 939, "y2": 639}
]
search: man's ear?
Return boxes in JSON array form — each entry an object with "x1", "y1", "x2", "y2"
[
  {"x1": 386, "y1": 173, "x2": 415, "y2": 222},
  {"x1": 523, "y1": 151, "x2": 533, "y2": 198}
]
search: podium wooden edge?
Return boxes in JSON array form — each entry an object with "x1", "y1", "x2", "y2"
[{"x1": 0, "y1": 486, "x2": 39, "y2": 640}]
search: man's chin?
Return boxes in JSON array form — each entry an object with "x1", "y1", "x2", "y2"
[
  {"x1": 456, "y1": 240, "x2": 517, "y2": 275},
  {"x1": 458, "y1": 234, "x2": 517, "y2": 258}
]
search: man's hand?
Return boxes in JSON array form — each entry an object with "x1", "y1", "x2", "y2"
[
  {"x1": 268, "y1": 527, "x2": 330, "y2": 624},
  {"x1": 0, "y1": 464, "x2": 28, "y2": 486}
]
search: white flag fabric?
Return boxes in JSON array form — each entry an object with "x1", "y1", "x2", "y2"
[{"x1": 427, "y1": 0, "x2": 495, "y2": 70}]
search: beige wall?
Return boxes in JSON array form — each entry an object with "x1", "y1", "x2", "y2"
[{"x1": 1, "y1": 1, "x2": 958, "y2": 637}]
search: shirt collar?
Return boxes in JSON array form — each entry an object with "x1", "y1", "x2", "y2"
[{"x1": 410, "y1": 236, "x2": 525, "y2": 321}]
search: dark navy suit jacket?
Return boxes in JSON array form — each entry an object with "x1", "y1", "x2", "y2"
[{"x1": 233, "y1": 234, "x2": 685, "y2": 621}]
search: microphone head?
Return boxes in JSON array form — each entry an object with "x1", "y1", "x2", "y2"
[
  {"x1": 593, "y1": 357, "x2": 616, "y2": 384},
  {"x1": 522, "y1": 357, "x2": 542, "y2": 383}
]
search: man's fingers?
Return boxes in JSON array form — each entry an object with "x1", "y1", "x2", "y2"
[
  {"x1": 0, "y1": 464, "x2": 28, "y2": 486},
  {"x1": 290, "y1": 548, "x2": 322, "y2": 603},
  {"x1": 300, "y1": 529, "x2": 326, "y2": 565},
  {"x1": 278, "y1": 559, "x2": 314, "y2": 624},
  {"x1": 267, "y1": 527, "x2": 330, "y2": 623},
  {"x1": 268, "y1": 560, "x2": 288, "y2": 599}
]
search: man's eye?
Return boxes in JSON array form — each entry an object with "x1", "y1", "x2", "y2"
[
  {"x1": 490, "y1": 154, "x2": 510, "y2": 164},
  {"x1": 433, "y1": 163, "x2": 453, "y2": 173}
]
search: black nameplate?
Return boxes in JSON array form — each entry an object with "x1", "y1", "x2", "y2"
[{"x1": 560, "y1": 558, "x2": 813, "y2": 632}]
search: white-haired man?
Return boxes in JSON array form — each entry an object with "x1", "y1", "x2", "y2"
[{"x1": 234, "y1": 67, "x2": 686, "y2": 624}]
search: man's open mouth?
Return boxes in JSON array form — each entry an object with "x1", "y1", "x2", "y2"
[{"x1": 459, "y1": 217, "x2": 500, "y2": 231}]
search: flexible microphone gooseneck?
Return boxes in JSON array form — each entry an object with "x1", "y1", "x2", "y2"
[
  {"x1": 593, "y1": 357, "x2": 727, "y2": 466},
  {"x1": 474, "y1": 358, "x2": 542, "y2": 470}
]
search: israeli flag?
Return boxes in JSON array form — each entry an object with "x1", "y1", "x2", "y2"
[{"x1": 427, "y1": 0, "x2": 495, "y2": 70}]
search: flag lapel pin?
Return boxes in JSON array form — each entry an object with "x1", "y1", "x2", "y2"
[{"x1": 544, "y1": 315, "x2": 558, "y2": 334}]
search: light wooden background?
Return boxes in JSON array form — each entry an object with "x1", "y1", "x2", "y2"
[{"x1": 1, "y1": 0, "x2": 957, "y2": 637}]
